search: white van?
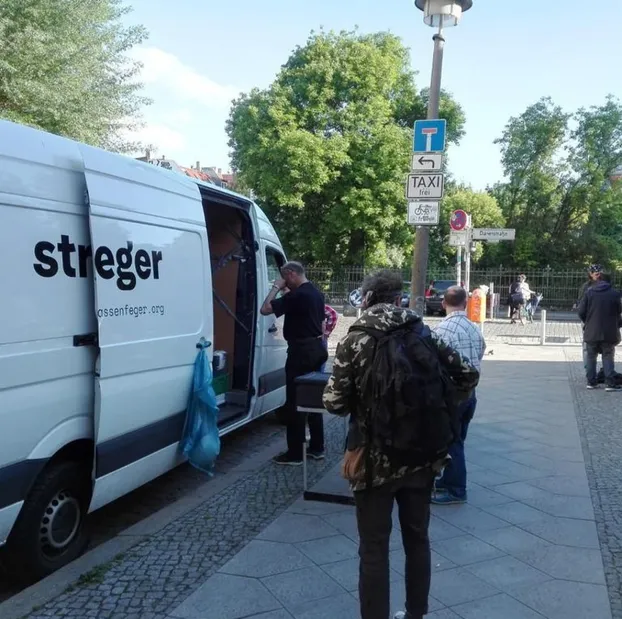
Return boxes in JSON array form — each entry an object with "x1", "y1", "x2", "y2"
[{"x1": 0, "y1": 121, "x2": 289, "y2": 581}]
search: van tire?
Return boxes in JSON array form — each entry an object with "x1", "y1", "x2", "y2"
[{"x1": 6, "y1": 461, "x2": 91, "y2": 584}]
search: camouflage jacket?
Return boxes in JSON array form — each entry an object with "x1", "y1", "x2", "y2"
[{"x1": 323, "y1": 304, "x2": 480, "y2": 492}]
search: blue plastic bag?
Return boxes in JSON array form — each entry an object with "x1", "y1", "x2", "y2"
[{"x1": 180, "y1": 339, "x2": 221, "y2": 475}]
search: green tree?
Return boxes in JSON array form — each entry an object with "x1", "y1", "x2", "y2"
[
  {"x1": 0, "y1": 0, "x2": 149, "y2": 152},
  {"x1": 490, "y1": 96, "x2": 622, "y2": 268},
  {"x1": 227, "y1": 30, "x2": 465, "y2": 266}
]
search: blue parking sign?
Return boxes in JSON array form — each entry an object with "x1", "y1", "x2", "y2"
[{"x1": 413, "y1": 119, "x2": 447, "y2": 153}]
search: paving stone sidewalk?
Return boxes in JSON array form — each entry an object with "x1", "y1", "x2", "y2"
[{"x1": 167, "y1": 345, "x2": 611, "y2": 619}]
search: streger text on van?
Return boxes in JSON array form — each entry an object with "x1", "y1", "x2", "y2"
[{"x1": 33, "y1": 235, "x2": 163, "y2": 291}]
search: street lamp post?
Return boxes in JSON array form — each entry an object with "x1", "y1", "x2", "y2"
[{"x1": 410, "y1": 0, "x2": 472, "y2": 315}]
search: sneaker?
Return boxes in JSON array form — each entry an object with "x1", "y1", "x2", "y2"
[
  {"x1": 431, "y1": 493, "x2": 467, "y2": 505},
  {"x1": 606, "y1": 384, "x2": 622, "y2": 392},
  {"x1": 273, "y1": 452, "x2": 303, "y2": 466},
  {"x1": 587, "y1": 383, "x2": 599, "y2": 390},
  {"x1": 307, "y1": 450, "x2": 325, "y2": 461}
]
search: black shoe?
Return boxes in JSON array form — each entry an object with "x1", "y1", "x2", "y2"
[
  {"x1": 273, "y1": 452, "x2": 303, "y2": 466},
  {"x1": 587, "y1": 382, "x2": 599, "y2": 390},
  {"x1": 606, "y1": 384, "x2": 622, "y2": 392},
  {"x1": 307, "y1": 450, "x2": 325, "y2": 461}
]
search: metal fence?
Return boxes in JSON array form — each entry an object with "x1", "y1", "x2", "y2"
[{"x1": 306, "y1": 266, "x2": 605, "y2": 310}]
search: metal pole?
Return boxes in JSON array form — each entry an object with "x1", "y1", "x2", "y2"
[
  {"x1": 540, "y1": 309, "x2": 547, "y2": 345},
  {"x1": 411, "y1": 27, "x2": 445, "y2": 315},
  {"x1": 489, "y1": 282, "x2": 495, "y2": 319},
  {"x1": 465, "y1": 242, "x2": 471, "y2": 293},
  {"x1": 456, "y1": 246, "x2": 462, "y2": 286}
]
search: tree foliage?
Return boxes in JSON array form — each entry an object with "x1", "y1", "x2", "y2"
[
  {"x1": 227, "y1": 30, "x2": 466, "y2": 266},
  {"x1": 0, "y1": 0, "x2": 149, "y2": 152},
  {"x1": 487, "y1": 96, "x2": 622, "y2": 269}
]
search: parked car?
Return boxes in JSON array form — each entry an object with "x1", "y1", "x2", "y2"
[{"x1": 425, "y1": 279, "x2": 459, "y2": 315}]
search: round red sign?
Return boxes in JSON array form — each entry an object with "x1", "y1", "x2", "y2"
[{"x1": 450, "y1": 209, "x2": 468, "y2": 231}]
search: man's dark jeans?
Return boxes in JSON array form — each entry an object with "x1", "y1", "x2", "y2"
[
  {"x1": 437, "y1": 394, "x2": 477, "y2": 499},
  {"x1": 285, "y1": 338, "x2": 328, "y2": 459},
  {"x1": 354, "y1": 470, "x2": 434, "y2": 619},
  {"x1": 586, "y1": 341, "x2": 616, "y2": 386}
]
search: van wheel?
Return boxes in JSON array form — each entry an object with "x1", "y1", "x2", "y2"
[{"x1": 7, "y1": 461, "x2": 90, "y2": 584}]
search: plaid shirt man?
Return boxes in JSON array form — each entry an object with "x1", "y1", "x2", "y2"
[{"x1": 434, "y1": 311, "x2": 486, "y2": 372}]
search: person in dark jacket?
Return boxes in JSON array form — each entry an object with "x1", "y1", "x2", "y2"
[
  {"x1": 578, "y1": 273, "x2": 622, "y2": 391},
  {"x1": 577, "y1": 265, "x2": 604, "y2": 375}
]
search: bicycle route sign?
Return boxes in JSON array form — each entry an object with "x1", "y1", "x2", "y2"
[{"x1": 407, "y1": 201, "x2": 440, "y2": 226}]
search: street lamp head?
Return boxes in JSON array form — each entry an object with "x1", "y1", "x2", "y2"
[{"x1": 414, "y1": 0, "x2": 473, "y2": 28}]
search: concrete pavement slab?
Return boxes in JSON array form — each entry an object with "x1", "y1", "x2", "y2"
[
  {"x1": 430, "y1": 567, "x2": 499, "y2": 607},
  {"x1": 431, "y1": 535, "x2": 505, "y2": 567},
  {"x1": 452, "y1": 592, "x2": 546, "y2": 619},
  {"x1": 464, "y1": 555, "x2": 551, "y2": 592},
  {"x1": 169, "y1": 573, "x2": 280, "y2": 619},
  {"x1": 295, "y1": 534, "x2": 358, "y2": 565},
  {"x1": 219, "y1": 540, "x2": 313, "y2": 578},
  {"x1": 260, "y1": 566, "x2": 346, "y2": 609},
  {"x1": 288, "y1": 592, "x2": 359, "y2": 619},
  {"x1": 257, "y1": 513, "x2": 340, "y2": 544},
  {"x1": 513, "y1": 579, "x2": 612, "y2": 619}
]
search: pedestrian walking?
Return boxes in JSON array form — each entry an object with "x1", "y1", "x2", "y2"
[
  {"x1": 432, "y1": 286, "x2": 486, "y2": 505},
  {"x1": 323, "y1": 270, "x2": 479, "y2": 619},
  {"x1": 260, "y1": 261, "x2": 328, "y2": 464},
  {"x1": 578, "y1": 272, "x2": 622, "y2": 392},
  {"x1": 321, "y1": 304, "x2": 338, "y2": 372}
]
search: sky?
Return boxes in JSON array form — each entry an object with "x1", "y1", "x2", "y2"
[{"x1": 124, "y1": 0, "x2": 622, "y2": 190}]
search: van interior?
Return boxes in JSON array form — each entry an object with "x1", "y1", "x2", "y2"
[{"x1": 201, "y1": 187, "x2": 257, "y2": 427}]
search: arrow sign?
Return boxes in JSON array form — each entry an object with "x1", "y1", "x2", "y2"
[{"x1": 412, "y1": 152, "x2": 442, "y2": 172}]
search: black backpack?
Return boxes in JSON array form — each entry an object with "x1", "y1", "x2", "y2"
[{"x1": 350, "y1": 321, "x2": 459, "y2": 472}]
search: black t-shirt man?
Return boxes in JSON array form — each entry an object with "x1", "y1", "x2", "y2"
[
  {"x1": 271, "y1": 282, "x2": 325, "y2": 343},
  {"x1": 259, "y1": 262, "x2": 328, "y2": 464}
]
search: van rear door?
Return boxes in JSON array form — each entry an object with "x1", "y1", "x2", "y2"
[{"x1": 79, "y1": 146, "x2": 212, "y2": 511}]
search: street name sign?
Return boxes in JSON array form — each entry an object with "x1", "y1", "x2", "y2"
[
  {"x1": 472, "y1": 228, "x2": 516, "y2": 241},
  {"x1": 406, "y1": 173, "x2": 444, "y2": 200},
  {"x1": 412, "y1": 152, "x2": 443, "y2": 172},
  {"x1": 408, "y1": 201, "x2": 440, "y2": 226},
  {"x1": 413, "y1": 119, "x2": 447, "y2": 153},
  {"x1": 449, "y1": 230, "x2": 467, "y2": 247}
]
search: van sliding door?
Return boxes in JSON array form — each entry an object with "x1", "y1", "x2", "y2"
[{"x1": 79, "y1": 145, "x2": 213, "y2": 511}]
